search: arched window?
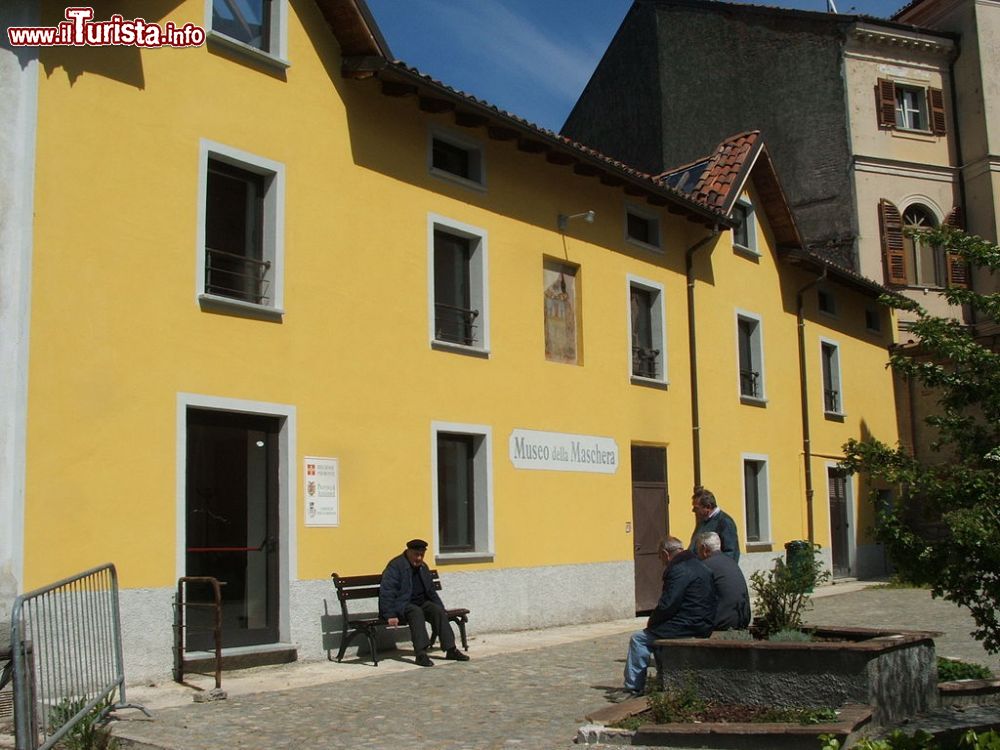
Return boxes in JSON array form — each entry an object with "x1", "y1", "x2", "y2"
[{"x1": 902, "y1": 205, "x2": 943, "y2": 287}]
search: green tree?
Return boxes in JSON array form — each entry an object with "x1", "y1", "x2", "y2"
[{"x1": 841, "y1": 225, "x2": 1000, "y2": 654}]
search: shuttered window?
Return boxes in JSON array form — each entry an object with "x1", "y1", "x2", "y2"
[{"x1": 875, "y1": 78, "x2": 946, "y2": 135}]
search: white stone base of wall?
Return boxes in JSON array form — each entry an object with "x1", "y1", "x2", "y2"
[{"x1": 118, "y1": 560, "x2": 635, "y2": 683}]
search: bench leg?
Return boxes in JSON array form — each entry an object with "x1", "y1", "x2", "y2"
[
  {"x1": 455, "y1": 617, "x2": 468, "y2": 651},
  {"x1": 337, "y1": 629, "x2": 367, "y2": 663}
]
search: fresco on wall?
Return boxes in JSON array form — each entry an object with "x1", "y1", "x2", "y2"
[{"x1": 544, "y1": 263, "x2": 577, "y2": 364}]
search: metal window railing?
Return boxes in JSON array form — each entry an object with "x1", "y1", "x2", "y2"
[
  {"x1": 825, "y1": 388, "x2": 840, "y2": 413},
  {"x1": 205, "y1": 247, "x2": 272, "y2": 305},
  {"x1": 740, "y1": 369, "x2": 761, "y2": 398},
  {"x1": 10, "y1": 563, "x2": 148, "y2": 750},
  {"x1": 434, "y1": 303, "x2": 479, "y2": 346},
  {"x1": 632, "y1": 347, "x2": 660, "y2": 379}
]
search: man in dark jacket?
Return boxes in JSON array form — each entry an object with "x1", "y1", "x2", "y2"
[
  {"x1": 613, "y1": 536, "x2": 715, "y2": 700},
  {"x1": 688, "y1": 487, "x2": 740, "y2": 561},
  {"x1": 696, "y1": 531, "x2": 751, "y2": 630},
  {"x1": 378, "y1": 539, "x2": 469, "y2": 667}
]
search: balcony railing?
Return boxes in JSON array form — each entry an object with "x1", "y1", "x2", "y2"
[
  {"x1": 205, "y1": 247, "x2": 271, "y2": 305},
  {"x1": 740, "y1": 369, "x2": 761, "y2": 398},
  {"x1": 435, "y1": 303, "x2": 479, "y2": 346},
  {"x1": 824, "y1": 388, "x2": 840, "y2": 413},
  {"x1": 632, "y1": 346, "x2": 660, "y2": 379}
]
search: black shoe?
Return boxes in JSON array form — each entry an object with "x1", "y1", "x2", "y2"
[
  {"x1": 445, "y1": 648, "x2": 470, "y2": 661},
  {"x1": 415, "y1": 653, "x2": 434, "y2": 667},
  {"x1": 607, "y1": 688, "x2": 641, "y2": 703}
]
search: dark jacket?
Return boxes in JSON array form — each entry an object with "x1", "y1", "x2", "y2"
[
  {"x1": 646, "y1": 551, "x2": 716, "y2": 639},
  {"x1": 378, "y1": 552, "x2": 444, "y2": 620},
  {"x1": 689, "y1": 509, "x2": 741, "y2": 562},
  {"x1": 702, "y1": 552, "x2": 751, "y2": 630}
]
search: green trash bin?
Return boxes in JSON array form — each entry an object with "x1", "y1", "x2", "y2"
[{"x1": 784, "y1": 540, "x2": 814, "y2": 593}]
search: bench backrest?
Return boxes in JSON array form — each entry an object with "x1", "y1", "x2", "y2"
[{"x1": 331, "y1": 570, "x2": 443, "y2": 622}]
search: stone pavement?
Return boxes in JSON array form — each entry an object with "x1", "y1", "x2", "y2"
[{"x1": 93, "y1": 583, "x2": 997, "y2": 749}]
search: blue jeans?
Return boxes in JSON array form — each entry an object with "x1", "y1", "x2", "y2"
[{"x1": 623, "y1": 629, "x2": 658, "y2": 693}]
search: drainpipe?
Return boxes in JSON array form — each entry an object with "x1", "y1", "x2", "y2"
[
  {"x1": 686, "y1": 226, "x2": 720, "y2": 489},
  {"x1": 796, "y1": 266, "x2": 827, "y2": 543}
]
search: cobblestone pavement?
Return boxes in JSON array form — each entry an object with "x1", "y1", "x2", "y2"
[{"x1": 104, "y1": 585, "x2": 998, "y2": 750}]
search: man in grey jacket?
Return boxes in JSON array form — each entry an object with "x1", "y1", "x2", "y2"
[
  {"x1": 379, "y1": 539, "x2": 469, "y2": 667},
  {"x1": 696, "y1": 531, "x2": 751, "y2": 630}
]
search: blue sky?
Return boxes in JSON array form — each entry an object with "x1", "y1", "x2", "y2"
[{"x1": 365, "y1": 0, "x2": 907, "y2": 132}]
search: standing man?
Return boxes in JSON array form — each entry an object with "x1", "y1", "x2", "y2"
[
  {"x1": 695, "y1": 531, "x2": 751, "y2": 630},
  {"x1": 689, "y1": 487, "x2": 740, "y2": 562},
  {"x1": 378, "y1": 539, "x2": 470, "y2": 667},
  {"x1": 611, "y1": 536, "x2": 716, "y2": 701}
]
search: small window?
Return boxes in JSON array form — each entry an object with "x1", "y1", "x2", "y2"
[
  {"x1": 895, "y1": 85, "x2": 928, "y2": 131},
  {"x1": 865, "y1": 305, "x2": 882, "y2": 333},
  {"x1": 903, "y1": 205, "x2": 944, "y2": 287},
  {"x1": 877, "y1": 79, "x2": 946, "y2": 135},
  {"x1": 543, "y1": 260, "x2": 580, "y2": 364},
  {"x1": 732, "y1": 199, "x2": 758, "y2": 255},
  {"x1": 742, "y1": 456, "x2": 770, "y2": 544},
  {"x1": 628, "y1": 276, "x2": 667, "y2": 384},
  {"x1": 821, "y1": 339, "x2": 843, "y2": 416},
  {"x1": 429, "y1": 215, "x2": 489, "y2": 353},
  {"x1": 736, "y1": 312, "x2": 765, "y2": 402},
  {"x1": 199, "y1": 140, "x2": 284, "y2": 316},
  {"x1": 209, "y1": 0, "x2": 287, "y2": 63},
  {"x1": 434, "y1": 423, "x2": 493, "y2": 559},
  {"x1": 817, "y1": 288, "x2": 836, "y2": 316},
  {"x1": 429, "y1": 129, "x2": 485, "y2": 189},
  {"x1": 625, "y1": 206, "x2": 661, "y2": 250}
]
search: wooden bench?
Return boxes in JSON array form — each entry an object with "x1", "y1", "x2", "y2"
[{"x1": 331, "y1": 570, "x2": 470, "y2": 666}]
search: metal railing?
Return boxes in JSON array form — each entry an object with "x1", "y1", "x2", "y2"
[
  {"x1": 173, "y1": 577, "x2": 223, "y2": 691},
  {"x1": 824, "y1": 388, "x2": 840, "y2": 413},
  {"x1": 205, "y1": 247, "x2": 271, "y2": 305},
  {"x1": 740, "y1": 369, "x2": 761, "y2": 398},
  {"x1": 434, "y1": 303, "x2": 479, "y2": 346},
  {"x1": 10, "y1": 563, "x2": 148, "y2": 750},
  {"x1": 632, "y1": 346, "x2": 660, "y2": 379}
]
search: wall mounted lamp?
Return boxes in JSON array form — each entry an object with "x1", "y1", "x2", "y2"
[{"x1": 557, "y1": 210, "x2": 596, "y2": 232}]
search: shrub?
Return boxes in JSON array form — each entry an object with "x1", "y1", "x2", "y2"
[
  {"x1": 768, "y1": 628, "x2": 813, "y2": 643},
  {"x1": 649, "y1": 675, "x2": 706, "y2": 724},
  {"x1": 750, "y1": 544, "x2": 831, "y2": 634},
  {"x1": 937, "y1": 657, "x2": 993, "y2": 682}
]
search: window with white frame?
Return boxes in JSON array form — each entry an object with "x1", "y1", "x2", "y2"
[
  {"x1": 742, "y1": 455, "x2": 770, "y2": 544},
  {"x1": 625, "y1": 205, "x2": 661, "y2": 250},
  {"x1": 732, "y1": 198, "x2": 758, "y2": 255},
  {"x1": 208, "y1": 0, "x2": 287, "y2": 62},
  {"x1": 821, "y1": 339, "x2": 843, "y2": 416},
  {"x1": 429, "y1": 128, "x2": 485, "y2": 189},
  {"x1": 199, "y1": 140, "x2": 284, "y2": 315},
  {"x1": 428, "y1": 215, "x2": 488, "y2": 352},
  {"x1": 628, "y1": 276, "x2": 666, "y2": 383},
  {"x1": 876, "y1": 79, "x2": 946, "y2": 135},
  {"x1": 903, "y1": 205, "x2": 945, "y2": 287},
  {"x1": 895, "y1": 85, "x2": 928, "y2": 131},
  {"x1": 736, "y1": 312, "x2": 765, "y2": 402},
  {"x1": 433, "y1": 423, "x2": 492, "y2": 558}
]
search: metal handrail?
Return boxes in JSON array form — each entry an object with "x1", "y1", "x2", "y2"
[
  {"x1": 205, "y1": 247, "x2": 271, "y2": 305},
  {"x1": 632, "y1": 346, "x2": 660, "y2": 379},
  {"x1": 435, "y1": 303, "x2": 479, "y2": 346},
  {"x1": 824, "y1": 388, "x2": 840, "y2": 413},
  {"x1": 740, "y1": 369, "x2": 761, "y2": 398}
]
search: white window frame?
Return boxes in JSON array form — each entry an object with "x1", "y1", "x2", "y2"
[
  {"x1": 431, "y1": 421, "x2": 494, "y2": 562},
  {"x1": 197, "y1": 139, "x2": 285, "y2": 319},
  {"x1": 735, "y1": 309, "x2": 766, "y2": 404},
  {"x1": 427, "y1": 214, "x2": 490, "y2": 355},
  {"x1": 624, "y1": 203, "x2": 662, "y2": 251},
  {"x1": 428, "y1": 126, "x2": 486, "y2": 191},
  {"x1": 895, "y1": 84, "x2": 928, "y2": 132},
  {"x1": 732, "y1": 197, "x2": 759, "y2": 257},
  {"x1": 626, "y1": 275, "x2": 668, "y2": 385},
  {"x1": 820, "y1": 337, "x2": 844, "y2": 417},
  {"x1": 741, "y1": 453, "x2": 771, "y2": 546},
  {"x1": 205, "y1": 0, "x2": 289, "y2": 68}
]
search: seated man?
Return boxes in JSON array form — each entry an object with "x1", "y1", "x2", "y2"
[
  {"x1": 612, "y1": 536, "x2": 715, "y2": 700},
  {"x1": 378, "y1": 538, "x2": 469, "y2": 667},
  {"x1": 695, "y1": 531, "x2": 751, "y2": 630}
]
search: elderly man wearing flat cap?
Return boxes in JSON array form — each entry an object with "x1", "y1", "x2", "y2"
[{"x1": 378, "y1": 539, "x2": 470, "y2": 667}]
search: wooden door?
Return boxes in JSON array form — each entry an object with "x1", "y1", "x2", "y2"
[{"x1": 631, "y1": 446, "x2": 668, "y2": 614}]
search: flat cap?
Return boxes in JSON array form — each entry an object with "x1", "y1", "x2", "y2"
[{"x1": 406, "y1": 538, "x2": 428, "y2": 551}]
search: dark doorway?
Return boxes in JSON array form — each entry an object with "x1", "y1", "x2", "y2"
[
  {"x1": 828, "y1": 468, "x2": 851, "y2": 578},
  {"x1": 186, "y1": 409, "x2": 280, "y2": 649},
  {"x1": 631, "y1": 445, "x2": 668, "y2": 615}
]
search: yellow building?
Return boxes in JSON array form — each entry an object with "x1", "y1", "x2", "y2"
[{"x1": 0, "y1": 0, "x2": 898, "y2": 680}]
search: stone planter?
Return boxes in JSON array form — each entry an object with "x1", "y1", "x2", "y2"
[{"x1": 656, "y1": 626, "x2": 941, "y2": 727}]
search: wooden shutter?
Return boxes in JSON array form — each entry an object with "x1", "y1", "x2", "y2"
[
  {"x1": 876, "y1": 79, "x2": 897, "y2": 128},
  {"x1": 943, "y1": 205, "x2": 963, "y2": 229},
  {"x1": 929, "y1": 87, "x2": 947, "y2": 136},
  {"x1": 879, "y1": 199, "x2": 908, "y2": 285},
  {"x1": 944, "y1": 205, "x2": 969, "y2": 288}
]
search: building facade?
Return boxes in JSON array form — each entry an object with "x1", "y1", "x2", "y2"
[{"x1": 1, "y1": 0, "x2": 898, "y2": 681}]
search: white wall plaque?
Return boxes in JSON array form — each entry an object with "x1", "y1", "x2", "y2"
[
  {"x1": 509, "y1": 429, "x2": 619, "y2": 474},
  {"x1": 304, "y1": 456, "x2": 339, "y2": 527}
]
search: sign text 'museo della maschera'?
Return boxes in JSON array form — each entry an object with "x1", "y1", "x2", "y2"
[{"x1": 508, "y1": 429, "x2": 618, "y2": 474}]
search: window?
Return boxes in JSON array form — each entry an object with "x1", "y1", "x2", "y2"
[
  {"x1": 429, "y1": 129, "x2": 485, "y2": 189},
  {"x1": 544, "y1": 260, "x2": 579, "y2": 364},
  {"x1": 879, "y1": 200, "x2": 968, "y2": 288},
  {"x1": 876, "y1": 79, "x2": 946, "y2": 135},
  {"x1": 628, "y1": 276, "x2": 666, "y2": 383},
  {"x1": 817, "y1": 288, "x2": 836, "y2": 316},
  {"x1": 208, "y1": 0, "x2": 287, "y2": 63},
  {"x1": 742, "y1": 456, "x2": 770, "y2": 544},
  {"x1": 732, "y1": 198, "x2": 758, "y2": 255},
  {"x1": 428, "y1": 215, "x2": 489, "y2": 353},
  {"x1": 736, "y1": 312, "x2": 765, "y2": 402},
  {"x1": 821, "y1": 339, "x2": 843, "y2": 416},
  {"x1": 198, "y1": 140, "x2": 284, "y2": 316},
  {"x1": 625, "y1": 205, "x2": 661, "y2": 250},
  {"x1": 433, "y1": 423, "x2": 493, "y2": 559},
  {"x1": 903, "y1": 205, "x2": 944, "y2": 287},
  {"x1": 865, "y1": 305, "x2": 882, "y2": 334}
]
